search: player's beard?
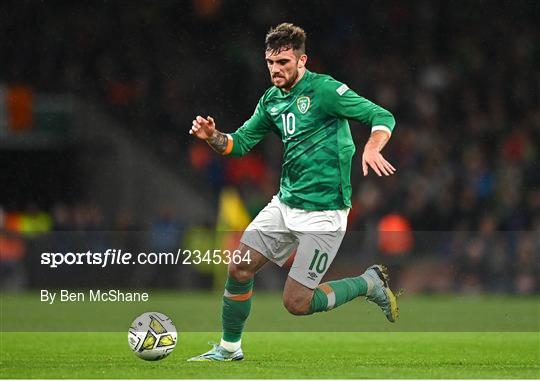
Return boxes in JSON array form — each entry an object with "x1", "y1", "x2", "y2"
[{"x1": 274, "y1": 69, "x2": 299, "y2": 90}]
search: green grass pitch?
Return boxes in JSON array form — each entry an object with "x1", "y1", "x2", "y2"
[{"x1": 1, "y1": 292, "x2": 539, "y2": 378}]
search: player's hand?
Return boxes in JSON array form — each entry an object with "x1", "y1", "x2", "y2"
[
  {"x1": 189, "y1": 115, "x2": 216, "y2": 140},
  {"x1": 362, "y1": 146, "x2": 396, "y2": 177}
]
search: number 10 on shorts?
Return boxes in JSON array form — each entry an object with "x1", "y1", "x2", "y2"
[{"x1": 309, "y1": 249, "x2": 328, "y2": 274}]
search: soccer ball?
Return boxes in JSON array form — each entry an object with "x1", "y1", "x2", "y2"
[{"x1": 128, "y1": 312, "x2": 177, "y2": 361}]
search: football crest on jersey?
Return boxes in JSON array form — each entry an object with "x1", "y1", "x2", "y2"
[{"x1": 296, "y1": 96, "x2": 311, "y2": 114}]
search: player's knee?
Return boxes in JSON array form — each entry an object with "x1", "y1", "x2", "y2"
[
  {"x1": 283, "y1": 296, "x2": 311, "y2": 316},
  {"x1": 227, "y1": 263, "x2": 254, "y2": 283}
]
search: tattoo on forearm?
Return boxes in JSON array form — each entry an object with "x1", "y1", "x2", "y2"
[{"x1": 207, "y1": 131, "x2": 228, "y2": 154}]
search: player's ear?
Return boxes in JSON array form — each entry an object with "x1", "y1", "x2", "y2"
[{"x1": 298, "y1": 54, "x2": 308, "y2": 69}]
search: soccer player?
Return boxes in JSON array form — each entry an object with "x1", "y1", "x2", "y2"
[{"x1": 188, "y1": 23, "x2": 398, "y2": 361}]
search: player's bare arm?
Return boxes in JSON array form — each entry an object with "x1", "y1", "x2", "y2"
[
  {"x1": 190, "y1": 115, "x2": 230, "y2": 154},
  {"x1": 362, "y1": 130, "x2": 396, "y2": 177}
]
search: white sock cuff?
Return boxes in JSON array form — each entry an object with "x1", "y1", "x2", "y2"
[
  {"x1": 220, "y1": 338, "x2": 241, "y2": 352},
  {"x1": 361, "y1": 274, "x2": 375, "y2": 294}
]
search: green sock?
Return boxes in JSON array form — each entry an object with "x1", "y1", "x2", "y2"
[
  {"x1": 222, "y1": 277, "x2": 254, "y2": 343},
  {"x1": 309, "y1": 276, "x2": 368, "y2": 313}
]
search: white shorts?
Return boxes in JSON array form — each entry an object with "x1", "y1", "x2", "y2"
[{"x1": 240, "y1": 196, "x2": 349, "y2": 289}]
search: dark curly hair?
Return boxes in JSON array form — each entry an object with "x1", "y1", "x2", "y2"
[{"x1": 265, "y1": 23, "x2": 306, "y2": 55}]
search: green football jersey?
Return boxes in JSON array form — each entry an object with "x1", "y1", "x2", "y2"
[{"x1": 227, "y1": 70, "x2": 395, "y2": 211}]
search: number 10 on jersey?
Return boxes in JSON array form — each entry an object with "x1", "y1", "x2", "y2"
[{"x1": 281, "y1": 113, "x2": 296, "y2": 136}]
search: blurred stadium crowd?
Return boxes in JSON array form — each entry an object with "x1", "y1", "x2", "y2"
[{"x1": 1, "y1": 1, "x2": 538, "y2": 293}]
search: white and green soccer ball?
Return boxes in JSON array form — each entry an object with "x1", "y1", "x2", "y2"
[{"x1": 128, "y1": 312, "x2": 177, "y2": 361}]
